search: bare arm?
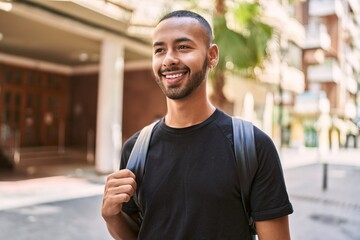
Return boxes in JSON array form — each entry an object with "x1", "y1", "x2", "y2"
[
  {"x1": 102, "y1": 169, "x2": 139, "y2": 240},
  {"x1": 256, "y1": 216, "x2": 291, "y2": 240}
]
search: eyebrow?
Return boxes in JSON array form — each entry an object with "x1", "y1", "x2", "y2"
[{"x1": 153, "y1": 37, "x2": 194, "y2": 47}]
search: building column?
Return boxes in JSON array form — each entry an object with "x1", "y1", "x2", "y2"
[{"x1": 95, "y1": 39, "x2": 124, "y2": 174}]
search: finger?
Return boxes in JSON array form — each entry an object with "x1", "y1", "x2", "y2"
[
  {"x1": 107, "y1": 184, "x2": 136, "y2": 197},
  {"x1": 102, "y1": 193, "x2": 125, "y2": 207},
  {"x1": 109, "y1": 169, "x2": 136, "y2": 180},
  {"x1": 113, "y1": 193, "x2": 132, "y2": 203},
  {"x1": 106, "y1": 177, "x2": 137, "y2": 190},
  {"x1": 102, "y1": 194, "x2": 130, "y2": 217}
]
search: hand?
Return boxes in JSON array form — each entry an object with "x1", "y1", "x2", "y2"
[{"x1": 102, "y1": 169, "x2": 137, "y2": 219}]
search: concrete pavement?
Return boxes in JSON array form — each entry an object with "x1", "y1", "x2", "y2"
[
  {"x1": 280, "y1": 147, "x2": 360, "y2": 169},
  {"x1": 280, "y1": 148, "x2": 360, "y2": 240},
  {"x1": 286, "y1": 164, "x2": 360, "y2": 240},
  {"x1": 0, "y1": 164, "x2": 106, "y2": 211}
]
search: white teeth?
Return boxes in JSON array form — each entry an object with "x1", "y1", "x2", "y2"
[{"x1": 165, "y1": 73, "x2": 184, "y2": 79}]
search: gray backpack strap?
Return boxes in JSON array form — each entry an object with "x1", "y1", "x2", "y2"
[
  {"x1": 126, "y1": 120, "x2": 159, "y2": 213},
  {"x1": 232, "y1": 117, "x2": 258, "y2": 237}
]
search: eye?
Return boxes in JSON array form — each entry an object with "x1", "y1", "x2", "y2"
[
  {"x1": 154, "y1": 48, "x2": 164, "y2": 54},
  {"x1": 178, "y1": 45, "x2": 190, "y2": 50}
]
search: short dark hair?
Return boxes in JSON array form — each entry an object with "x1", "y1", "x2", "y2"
[{"x1": 158, "y1": 10, "x2": 213, "y2": 44}]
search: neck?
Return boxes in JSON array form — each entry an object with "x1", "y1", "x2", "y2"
[{"x1": 164, "y1": 86, "x2": 216, "y2": 128}]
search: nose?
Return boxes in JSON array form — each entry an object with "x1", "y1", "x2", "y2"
[{"x1": 162, "y1": 50, "x2": 179, "y2": 68}]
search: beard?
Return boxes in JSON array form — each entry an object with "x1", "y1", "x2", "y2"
[{"x1": 155, "y1": 58, "x2": 208, "y2": 100}]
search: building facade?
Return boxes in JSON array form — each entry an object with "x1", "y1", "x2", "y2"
[
  {"x1": 1, "y1": 0, "x2": 358, "y2": 173},
  {"x1": 0, "y1": 1, "x2": 166, "y2": 173},
  {"x1": 294, "y1": 0, "x2": 360, "y2": 151}
]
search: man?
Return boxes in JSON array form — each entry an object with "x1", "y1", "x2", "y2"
[{"x1": 102, "y1": 10, "x2": 293, "y2": 240}]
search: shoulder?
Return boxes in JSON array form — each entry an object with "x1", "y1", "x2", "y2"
[
  {"x1": 120, "y1": 120, "x2": 162, "y2": 169},
  {"x1": 122, "y1": 132, "x2": 139, "y2": 154},
  {"x1": 252, "y1": 125, "x2": 283, "y2": 175},
  {"x1": 122, "y1": 120, "x2": 162, "y2": 151},
  {"x1": 211, "y1": 109, "x2": 233, "y2": 142},
  {"x1": 250, "y1": 124, "x2": 283, "y2": 173},
  {"x1": 253, "y1": 125, "x2": 277, "y2": 150}
]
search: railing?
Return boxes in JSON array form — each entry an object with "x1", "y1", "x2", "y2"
[
  {"x1": 87, "y1": 129, "x2": 95, "y2": 164},
  {"x1": 309, "y1": 0, "x2": 341, "y2": 17},
  {"x1": 307, "y1": 58, "x2": 342, "y2": 83},
  {"x1": 58, "y1": 120, "x2": 65, "y2": 154},
  {"x1": 13, "y1": 129, "x2": 20, "y2": 165},
  {"x1": 0, "y1": 123, "x2": 94, "y2": 167},
  {"x1": 0, "y1": 125, "x2": 21, "y2": 166},
  {"x1": 304, "y1": 23, "x2": 331, "y2": 50}
]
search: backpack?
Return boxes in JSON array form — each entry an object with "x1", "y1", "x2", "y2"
[{"x1": 126, "y1": 117, "x2": 258, "y2": 238}]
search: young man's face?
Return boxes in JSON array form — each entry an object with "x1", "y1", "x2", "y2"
[{"x1": 152, "y1": 17, "x2": 213, "y2": 100}]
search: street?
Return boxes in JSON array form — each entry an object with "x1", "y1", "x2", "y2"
[
  {"x1": 286, "y1": 164, "x2": 360, "y2": 240},
  {"x1": 0, "y1": 196, "x2": 112, "y2": 240},
  {"x1": 1, "y1": 149, "x2": 360, "y2": 240}
]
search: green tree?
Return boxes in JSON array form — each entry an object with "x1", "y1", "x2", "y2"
[{"x1": 210, "y1": 0, "x2": 273, "y2": 113}]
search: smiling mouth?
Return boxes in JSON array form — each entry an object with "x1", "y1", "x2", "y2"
[
  {"x1": 164, "y1": 72, "x2": 185, "y2": 79},
  {"x1": 161, "y1": 69, "x2": 189, "y2": 80},
  {"x1": 161, "y1": 67, "x2": 189, "y2": 78}
]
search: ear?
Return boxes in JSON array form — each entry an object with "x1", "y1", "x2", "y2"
[{"x1": 208, "y1": 44, "x2": 219, "y2": 69}]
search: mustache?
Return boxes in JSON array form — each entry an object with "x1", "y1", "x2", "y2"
[{"x1": 159, "y1": 67, "x2": 189, "y2": 75}]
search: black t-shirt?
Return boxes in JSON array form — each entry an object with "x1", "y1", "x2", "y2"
[{"x1": 120, "y1": 109, "x2": 293, "y2": 240}]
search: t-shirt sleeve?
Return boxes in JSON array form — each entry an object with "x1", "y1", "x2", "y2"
[
  {"x1": 250, "y1": 126, "x2": 293, "y2": 221},
  {"x1": 120, "y1": 133, "x2": 140, "y2": 215}
]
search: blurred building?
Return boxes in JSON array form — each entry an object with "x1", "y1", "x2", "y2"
[
  {"x1": 1, "y1": 0, "x2": 359, "y2": 173},
  {"x1": 294, "y1": 0, "x2": 360, "y2": 151},
  {"x1": 0, "y1": 0, "x2": 165, "y2": 173},
  {"x1": 224, "y1": 0, "x2": 306, "y2": 147},
  {"x1": 226, "y1": 0, "x2": 360, "y2": 151}
]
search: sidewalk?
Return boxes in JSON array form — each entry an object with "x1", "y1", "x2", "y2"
[
  {"x1": 280, "y1": 147, "x2": 360, "y2": 169},
  {"x1": 0, "y1": 164, "x2": 107, "y2": 210},
  {"x1": 284, "y1": 163, "x2": 360, "y2": 240}
]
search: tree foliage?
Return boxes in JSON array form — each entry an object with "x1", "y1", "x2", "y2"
[
  {"x1": 213, "y1": 1, "x2": 272, "y2": 74},
  {"x1": 209, "y1": 1, "x2": 273, "y2": 112}
]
